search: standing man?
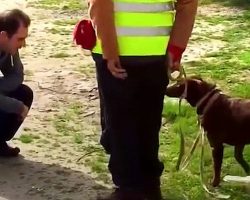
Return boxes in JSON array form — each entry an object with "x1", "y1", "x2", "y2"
[
  {"x1": 0, "y1": 9, "x2": 33, "y2": 157},
  {"x1": 88, "y1": 0, "x2": 198, "y2": 199}
]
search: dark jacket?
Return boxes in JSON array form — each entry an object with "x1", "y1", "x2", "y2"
[{"x1": 0, "y1": 51, "x2": 24, "y2": 114}]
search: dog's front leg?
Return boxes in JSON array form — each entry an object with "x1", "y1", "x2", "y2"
[
  {"x1": 234, "y1": 145, "x2": 250, "y2": 175},
  {"x1": 211, "y1": 144, "x2": 224, "y2": 187}
]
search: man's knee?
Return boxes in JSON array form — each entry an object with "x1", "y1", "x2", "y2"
[{"x1": 18, "y1": 84, "x2": 33, "y2": 108}]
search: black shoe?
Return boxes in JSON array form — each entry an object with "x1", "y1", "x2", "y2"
[
  {"x1": 97, "y1": 188, "x2": 146, "y2": 200},
  {"x1": 0, "y1": 142, "x2": 20, "y2": 157}
]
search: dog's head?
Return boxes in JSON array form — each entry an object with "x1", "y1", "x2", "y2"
[{"x1": 166, "y1": 76, "x2": 216, "y2": 107}]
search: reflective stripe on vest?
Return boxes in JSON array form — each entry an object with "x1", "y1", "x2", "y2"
[
  {"x1": 117, "y1": 26, "x2": 172, "y2": 36},
  {"x1": 92, "y1": 0, "x2": 175, "y2": 56},
  {"x1": 114, "y1": 2, "x2": 174, "y2": 13}
]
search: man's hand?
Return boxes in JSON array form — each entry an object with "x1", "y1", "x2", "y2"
[
  {"x1": 167, "y1": 51, "x2": 181, "y2": 72},
  {"x1": 19, "y1": 104, "x2": 29, "y2": 121},
  {"x1": 107, "y1": 58, "x2": 127, "y2": 79}
]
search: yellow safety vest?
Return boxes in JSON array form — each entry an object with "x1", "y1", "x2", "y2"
[{"x1": 92, "y1": 0, "x2": 175, "y2": 56}]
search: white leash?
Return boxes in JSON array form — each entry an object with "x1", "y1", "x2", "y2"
[{"x1": 200, "y1": 126, "x2": 230, "y2": 199}]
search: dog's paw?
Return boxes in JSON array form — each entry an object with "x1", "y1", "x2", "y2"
[{"x1": 211, "y1": 178, "x2": 220, "y2": 187}]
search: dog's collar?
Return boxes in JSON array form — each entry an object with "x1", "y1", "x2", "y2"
[{"x1": 196, "y1": 88, "x2": 220, "y2": 116}]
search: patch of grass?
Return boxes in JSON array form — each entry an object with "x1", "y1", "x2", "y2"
[
  {"x1": 18, "y1": 134, "x2": 40, "y2": 143},
  {"x1": 53, "y1": 19, "x2": 79, "y2": 26},
  {"x1": 76, "y1": 63, "x2": 96, "y2": 78},
  {"x1": 53, "y1": 102, "x2": 97, "y2": 143},
  {"x1": 230, "y1": 83, "x2": 250, "y2": 98},
  {"x1": 74, "y1": 133, "x2": 83, "y2": 144},
  {"x1": 162, "y1": 100, "x2": 199, "y2": 136},
  {"x1": 185, "y1": 12, "x2": 250, "y2": 89},
  {"x1": 238, "y1": 50, "x2": 250, "y2": 64},
  {"x1": 85, "y1": 151, "x2": 110, "y2": 183},
  {"x1": 30, "y1": 0, "x2": 87, "y2": 11},
  {"x1": 54, "y1": 110, "x2": 75, "y2": 136},
  {"x1": 200, "y1": 0, "x2": 250, "y2": 7},
  {"x1": 198, "y1": 11, "x2": 250, "y2": 43},
  {"x1": 53, "y1": 101, "x2": 110, "y2": 183},
  {"x1": 47, "y1": 27, "x2": 71, "y2": 35}
]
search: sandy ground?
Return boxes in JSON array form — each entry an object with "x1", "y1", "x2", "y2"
[
  {"x1": 0, "y1": 1, "x2": 108, "y2": 200},
  {"x1": 0, "y1": 1, "x2": 243, "y2": 200}
]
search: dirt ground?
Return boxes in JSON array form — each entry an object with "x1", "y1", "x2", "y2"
[
  {"x1": 0, "y1": 1, "x2": 107, "y2": 200},
  {"x1": 0, "y1": 1, "x2": 241, "y2": 200}
]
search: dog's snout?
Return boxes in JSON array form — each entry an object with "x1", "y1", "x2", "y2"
[{"x1": 165, "y1": 85, "x2": 183, "y2": 98}]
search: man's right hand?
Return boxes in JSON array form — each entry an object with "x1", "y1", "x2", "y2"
[
  {"x1": 166, "y1": 51, "x2": 181, "y2": 72},
  {"x1": 166, "y1": 44, "x2": 185, "y2": 72},
  {"x1": 107, "y1": 58, "x2": 127, "y2": 79},
  {"x1": 19, "y1": 104, "x2": 29, "y2": 121}
]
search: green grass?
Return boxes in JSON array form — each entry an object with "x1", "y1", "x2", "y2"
[
  {"x1": 30, "y1": 1, "x2": 250, "y2": 198},
  {"x1": 200, "y1": 0, "x2": 250, "y2": 7},
  {"x1": 230, "y1": 83, "x2": 250, "y2": 98},
  {"x1": 29, "y1": 0, "x2": 87, "y2": 11},
  {"x1": 76, "y1": 63, "x2": 96, "y2": 78},
  {"x1": 47, "y1": 19, "x2": 80, "y2": 35},
  {"x1": 54, "y1": 102, "x2": 83, "y2": 136},
  {"x1": 158, "y1": 8, "x2": 250, "y2": 200},
  {"x1": 160, "y1": 99, "x2": 250, "y2": 199},
  {"x1": 52, "y1": 102, "x2": 110, "y2": 182},
  {"x1": 185, "y1": 9, "x2": 250, "y2": 91},
  {"x1": 18, "y1": 134, "x2": 40, "y2": 143},
  {"x1": 47, "y1": 5, "x2": 250, "y2": 199},
  {"x1": 47, "y1": 27, "x2": 71, "y2": 35},
  {"x1": 53, "y1": 19, "x2": 79, "y2": 26}
]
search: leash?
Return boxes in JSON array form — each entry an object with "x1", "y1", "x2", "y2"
[
  {"x1": 168, "y1": 66, "x2": 230, "y2": 198},
  {"x1": 76, "y1": 146, "x2": 103, "y2": 163},
  {"x1": 176, "y1": 89, "x2": 219, "y2": 171},
  {"x1": 167, "y1": 66, "x2": 185, "y2": 82},
  {"x1": 200, "y1": 123, "x2": 230, "y2": 199},
  {"x1": 167, "y1": 65, "x2": 192, "y2": 171}
]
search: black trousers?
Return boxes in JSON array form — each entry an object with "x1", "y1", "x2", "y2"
[
  {"x1": 93, "y1": 54, "x2": 169, "y2": 188},
  {"x1": 0, "y1": 84, "x2": 33, "y2": 142}
]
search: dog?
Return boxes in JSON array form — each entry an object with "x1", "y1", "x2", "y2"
[{"x1": 165, "y1": 76, "x2": 250, "y2": 187}]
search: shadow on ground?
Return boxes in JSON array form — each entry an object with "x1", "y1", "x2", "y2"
[{"x1": 0, "y1": 156, "x2": 110, "y2": 200}]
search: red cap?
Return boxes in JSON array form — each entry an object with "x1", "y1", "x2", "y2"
[{"x1": 73, "y1": 19, "x2": 96, "y2": 50}]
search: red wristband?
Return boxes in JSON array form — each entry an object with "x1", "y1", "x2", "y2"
[{"x1": 167, "y1": 44, "x2": 185, "y2": 63}]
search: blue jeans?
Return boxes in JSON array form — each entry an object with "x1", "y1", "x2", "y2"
[{"x1": 93, "y1": 54, "x2": 168, "y2": 188}]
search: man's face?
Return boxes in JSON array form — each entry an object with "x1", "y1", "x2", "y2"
[{"x1": 0, "y1": 23, "x2": 28, "y2": 55}]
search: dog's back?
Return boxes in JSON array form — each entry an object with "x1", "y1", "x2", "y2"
[{"x1": 201, "y1": 94, "x2": 250, "y2": 146}]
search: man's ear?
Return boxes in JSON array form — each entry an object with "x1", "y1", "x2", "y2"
[{"x1": 0, "y1": 31, "x2": 8, "y2": 39}]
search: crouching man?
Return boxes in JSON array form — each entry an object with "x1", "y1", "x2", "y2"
[{"x1": 0, "y1": 9, "x2": 33, "y2": 156}]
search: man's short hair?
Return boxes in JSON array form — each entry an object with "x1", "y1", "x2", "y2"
[{"x1": 0, "y1": 9, "x2": 31, "y2": 38}]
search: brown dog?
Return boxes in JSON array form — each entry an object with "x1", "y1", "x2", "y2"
[{"x1": 166, "y1": 77, "x2": 250, "y2": 187}]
